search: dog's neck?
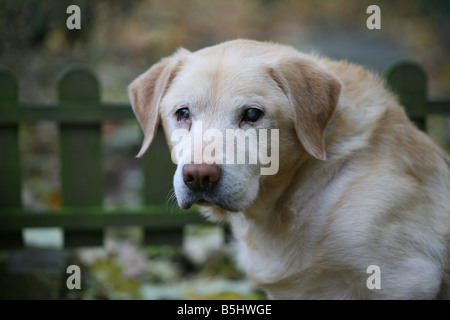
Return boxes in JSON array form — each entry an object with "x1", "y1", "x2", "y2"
[
  {"x1": 232, "y1": 153, "x2": 350, "y2": 226},
  {"x1": 224, "y1": 154, "x2": 352, "y2": 285}
]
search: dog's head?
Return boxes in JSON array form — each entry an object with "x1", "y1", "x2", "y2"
[{"x1": 129, "y1": 40, "x2": 341, "y2": 218}]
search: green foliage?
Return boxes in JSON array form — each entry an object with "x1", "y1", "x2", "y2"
[{"x1": 83, "y1": 255, "x2": 142, "y2": 300}]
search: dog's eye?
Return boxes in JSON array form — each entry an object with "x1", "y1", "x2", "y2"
[
  {"x1": 175, "y1": 107, "x2": 190, "y2": 121},
  {"x1": 242, "y1": 108, "x2": 263, "y2": 123}
]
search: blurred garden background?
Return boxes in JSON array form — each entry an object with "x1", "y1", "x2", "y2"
[{"x1": 0, "y1": 0, "x2": 449, "y2": 299}]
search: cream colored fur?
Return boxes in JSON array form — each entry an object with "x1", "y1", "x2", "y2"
[{"x1": 129, "y1": 39, "x2": 450, "y2": 299}]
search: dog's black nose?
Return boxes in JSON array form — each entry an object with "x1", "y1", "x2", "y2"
[{"x1": 182, "y1": 163, "x2": 221, "y2": 192}]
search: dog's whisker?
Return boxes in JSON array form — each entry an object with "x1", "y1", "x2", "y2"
[{"x1": 164, "y1": 187, "x2": 178, "y2": 214}]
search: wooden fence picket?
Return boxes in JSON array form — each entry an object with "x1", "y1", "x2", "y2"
[
  {"x1": 57, "y1": 67, "x2": 104, "y2": 247},
  {"x1": 385, "y1": 61, "x2": 428, "y2": 130},
  {"x1": 0, "y1": 67, "x2": 23, "y2": 247}
]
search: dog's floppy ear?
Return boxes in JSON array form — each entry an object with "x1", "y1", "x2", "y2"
[
  {"x1": 128, "y1": 49, "x2": 189, "y2": 157},
  {"x1": 269, "y1": 58, "x2": 341, "y2": 160}
]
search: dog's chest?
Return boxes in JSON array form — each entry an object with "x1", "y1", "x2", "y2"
[
  {"x1": 233, "y1": 232, "x2": 368, "y2": 299},
  {"x1": 230, "y1": 216, "x2": 314, "y2": 287}
]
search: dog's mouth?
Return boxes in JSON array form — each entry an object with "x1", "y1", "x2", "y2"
[
  {"x1": 179, "y1": 194, "x2": 210, "y2": 210},
  {"x1": 195, "y1": 198, "x2": 210, "y2": 205},
  {"x1": 179, "y1": 193, "x2": 240, "y2": 212}
]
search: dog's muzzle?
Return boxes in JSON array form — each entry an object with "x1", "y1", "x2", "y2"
[{"x1": 178, "y1": 163, "x2": 226, "y2": 209}]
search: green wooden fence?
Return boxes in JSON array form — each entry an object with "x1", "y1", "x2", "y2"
[
  {"x1": 0, "y1": 62, "x2": 449, "y2": 249},
  {"x1": 0, "y1": 66, "x2": 206, "y2": 249}
]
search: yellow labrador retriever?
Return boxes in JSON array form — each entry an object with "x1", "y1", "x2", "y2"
[{"x1": 129, "y1": 39, "x2": 450, "y2": 299}]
